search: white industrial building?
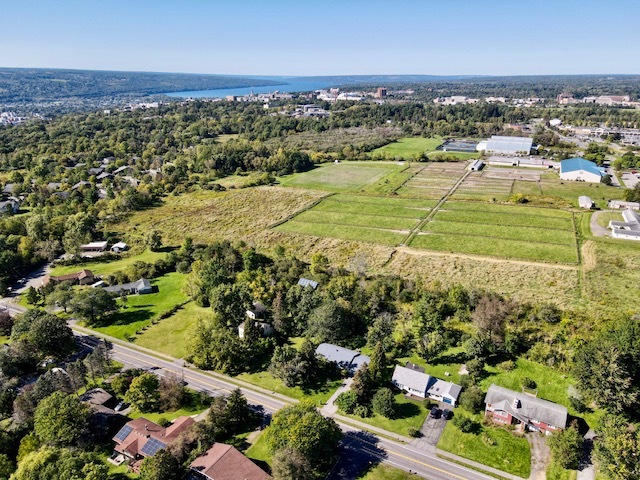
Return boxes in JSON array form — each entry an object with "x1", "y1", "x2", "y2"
[
  {"x1": 481, "y1": 136, "x2": 534, "y2": 155},
  {"x1": 559, "y1": 158, "x2": 605, "y2": 183},
  {"x1": 609, "y1": 209, "x2": 640, "y2": 240}
]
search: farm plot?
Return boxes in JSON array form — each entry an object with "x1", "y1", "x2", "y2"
[
  {"x1": 371, "y1": 136, "x2": 443, "y2": 158},
  {"x1": 412, "y1": 201, "x2": 578, "y2": 263},
  {"x1": 280, "y1": 162, "x2": 400, "y2": 192},
  {"x1": 451, "y1": 171, "x2": 513, "y2": 202},
  {"x1": 396, "y1": 162, "x2": 466, "y2": 199},
  {"x1": 276, "y1": 194, "x2": 436, "y2": 245}
]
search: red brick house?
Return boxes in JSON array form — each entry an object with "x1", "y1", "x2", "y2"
[{"x1": 484, "y1": 384, "x2": 568, "y2": 434}]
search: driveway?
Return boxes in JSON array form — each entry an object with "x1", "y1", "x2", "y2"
[
  {"x1": 590, "y1": 210, "x2": 612, "y2": 237},
  {"x1": 410, "y1": 404, "x2": 448, "y2": 450}
]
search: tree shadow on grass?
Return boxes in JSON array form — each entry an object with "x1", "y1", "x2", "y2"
[
  {"x1": 392, "y1": 400, "x2": 421, "y2": 420},
  {"x1": 433, "y1": 350, "x2": 467, "y2": 365},
  {"x1": 328, "y1": 431, "x2": 387, "y2": 480},
  {"x1": 104, "y1": 308, "x2": 154, "y2": 327}
]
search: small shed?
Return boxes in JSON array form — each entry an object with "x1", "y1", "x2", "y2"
[
  {"x1": 468, "y1": 159, "x2": 484, "y2": 171},
  {"x1": 111, "y1": 242, "x2": 128, "y2": 253},
  {"x1": 578, "y1": 196, "x2": 594, "y2": 209}
]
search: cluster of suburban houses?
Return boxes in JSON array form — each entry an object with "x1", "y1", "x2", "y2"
[
  {"x1": 315, "y1": 345, "x2": 568, "y2": 434},
  {"x1": 75, "y1": 386, "x2": 269, "y2": 479}
]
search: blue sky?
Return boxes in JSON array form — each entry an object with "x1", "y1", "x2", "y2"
[{"x1": 1, "y1": 0, "x2": 638, "y2": 76}]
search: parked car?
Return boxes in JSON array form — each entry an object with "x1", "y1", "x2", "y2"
[
  {"x1": 442, "y1": 409, "x2": 451, "y2": 420},
  {"x1": 429, "y1": 406, "x2": 441, "y2": 418}
]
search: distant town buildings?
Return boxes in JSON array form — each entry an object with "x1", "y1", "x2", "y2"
[{"x1": 557, "y1": 93, "x2": 638, "y2": 106}]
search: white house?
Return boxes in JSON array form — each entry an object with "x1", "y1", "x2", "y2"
[
  {"x1": 238, "y1": 321, "x2": 275, "y2": 339},
  {"x1": 608, "y1": 200, "x2": 640, "y2": 211},
  {"x1": 559, "y1": 158, "x2": 605, "y2": 183},
  {"x1": 391, "y1": 365, "x2": 462, "y2": 406}
]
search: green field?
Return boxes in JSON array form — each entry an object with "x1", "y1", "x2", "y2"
[
  {"x1": 371, "y1": 137, "x2": 443, "y2": 158},
  {"x1": 50, "y1": 250, "x2": 166, "y2": 277},
  {"x1": 88, "y1": 272, "x2": 190, "y2": 340},
  {"x1": 134, "y1": 300, "x2": 210, "y2": 358},
  {"x1": 280, "y1": 162, "x2": 401, "y2": 192},
  {"x1": 435, "y1": 206, "x2": 574, "y2": 230},
  {"x1": 236, "y1": 370, "x2": 342, "y2": 405},
  {"x1": 275, "y1": 193, "x2": 437, "y2": 245},
  {"x1": 424, "y1": 220, "x2": 575, "y2": 244},
  {"x1": 411, "y1": 232, "x2": 578, "y2": 263},
  {"x1": 512, "y1": 173, "x2": 625, "y2": 208}
]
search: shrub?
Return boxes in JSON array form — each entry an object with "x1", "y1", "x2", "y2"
[
  {"x1": 497, "y1": 360, "x2": 515, "y2": 371},
  {"x1": 157, "y1": 417, "x2": 171, "y2": 427},
  {"x1": 569, "y1": 396, "x2": 588, "y2": 413},
  {"x1": 335, "y1": 391, "x2": 358, "y2": 414},
  {"x1": 459, "y1": 384, "x2": 485, "y2": 414},
  {"x1": 522, "y1": 377, "x2": 537, "y2": 389},
  {"x1": 353, "y1": 405, "x2": 371, "y2": 418},
  {"x1": 407, "y1": 427, "x2": 421, "y2": 438},
  {"x1": 452, "y1": 415, "x2": 480, "y2": 434}
]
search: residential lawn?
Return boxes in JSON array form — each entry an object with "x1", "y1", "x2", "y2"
[
  {"x1": 88, "y1": 272, "x2": 190, "y2": 341},
  {"x1": 245, "y1": 431, "x2": 272, "y2": 468},
  {"x1": 398, "y1": 348, "x2": 466, "y2": 385},
  {"x1": 423, "y1": 220, "x2": 576, "y2": 245},
  {"x1": 134, "y1": 300, "x2": 210, "y2": 358},
  {"x1": 343, "y1": 393, "x2": 429, "y2": 437},
  {"x1": 280, "y1": 162, "x2": 401, "y2": 192},
  {"x1": 49, "y1": 250, "x2": 166, "y2": 277},
  {"x1": 547, "y1": 460, "x2": 578, "y2": 480},
  {"x1": 437, "y1": 412, "x2": 531, "y2": 478},
  {"x1": 128, "y1": 389, "x2": 210, "y2": 423},
  {"x1": 358, "y1": 464, "x2": 416, "y2": 480},
  {"x1": 294, "y1": 210, "x2": 420, "y2": 230},
  {"x1": 371, "y1": 137, "x2": 444, "y2": 158},
  {"x1": 276, "y1": 221, "x2": 407, "y2": 245},
  {"x1": 236, "y1": 370, "x2": 342, "y2": 405},
  {"x1": 410, "y1": 232, "x2": 578, "y2": 264}
]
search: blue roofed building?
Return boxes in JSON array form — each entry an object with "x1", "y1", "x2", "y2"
[{"x1": 560, "y1": 157, "x2": 605, "y2": 183}]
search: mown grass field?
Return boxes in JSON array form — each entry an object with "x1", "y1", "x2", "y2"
[
  {"x1": 50, "y1": 250, "x2": 166, "y2": 276},
  {"x1": 236, "y1": 370, "x2": 342, "y2": 405},
  {"x1": 280, "y1": 162, "x2": 402, "y2": 192},
  {"x1": 371, "y1": 137, "x2": 443, "y2": 158},
  {"x1": 412, "y1": 201, "x2": 579, "y2": 263},
  {"x1": 134, "y1": 300, "x2": 210, "y2": 358},
  {"x1": 88, "y1": 272, "x2": 189, "y2": 341},
  {"x1": 276, "y1": 194, "x2": 436, "y2": 246}
]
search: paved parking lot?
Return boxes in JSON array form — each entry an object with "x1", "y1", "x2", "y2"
[{"x1": 621, "y1": 171, "x2": 640, "y2": 188}]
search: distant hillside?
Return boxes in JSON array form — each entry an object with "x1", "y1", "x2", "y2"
[{"x1": 0, "y1": 68, "x2": 281, "y2": 102}]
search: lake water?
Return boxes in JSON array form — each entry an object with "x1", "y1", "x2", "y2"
[{"x1": 165, "y1": 76, "x2": 337, "y2": 98}]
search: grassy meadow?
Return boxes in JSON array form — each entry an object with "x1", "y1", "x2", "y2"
[
  {"x1": 280, "y1": 162, "x2": 403, "y2": 192},
  {"x1": 371, "y1": 137, "x2": 443, "y2": 158},
  {"x1": 49, "y1": 250, "x2": 166, "y2": 277}
]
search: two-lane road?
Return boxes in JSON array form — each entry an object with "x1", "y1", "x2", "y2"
[{"x1": 76, "y1": 333, "x2": 497, "y2": 480}]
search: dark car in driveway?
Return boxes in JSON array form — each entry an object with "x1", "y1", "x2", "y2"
[
  {"x1": 441, "y1": 408, "x2": 451, "y2": 420},
  {"x1": 429, "y1": 406, "x2": 441, "y2": 418}
]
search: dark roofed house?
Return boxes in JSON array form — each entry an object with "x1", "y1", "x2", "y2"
[
  {"x1": 316, "y1": 343, "x2": 370, "y2": 376},
  {"x1": 113, "y1": 416, "x2": 195, "y2": 469},
  {"x1": 484, "y1": 384, "x2": 567, "y2": 434},
  {"x1": 88, "y1": 167, "x2": 105, "y2": 176},
  {"x1": 246, "y1": 302, "x2": 266, "y2": 320},
  {"x1": 0, "y1": 198, "x2": 19, "y2": 215},
  {"x1": 104, "y1": 278, "x2": 152, "y2": 295},
  {"x1": 189, "y1": 443, "x2": 271, "y2": 480}
]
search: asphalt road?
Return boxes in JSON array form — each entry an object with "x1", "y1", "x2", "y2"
[{"x1": 75, "y1": 332, "x2": 495, "y2": 480}]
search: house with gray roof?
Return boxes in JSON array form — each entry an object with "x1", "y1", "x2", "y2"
[
  {"x1": 609, "y1": 209, "x2": 640, "y2": 240},
  {"x1": 316, "y1": 343, "x2": 370, "y2": 376},
  {"x1": 392, "y1": 365, "x2": 462, "y2": 406},
  {"x1": 484, "y1": 384, "x2": 568, "y2": 433},
  {"x1": 104, "y1": 278, "x2": 152, "y2": 295},
  {"x1": 297, "y1": 277, "x2": 319, "y2": 289}
]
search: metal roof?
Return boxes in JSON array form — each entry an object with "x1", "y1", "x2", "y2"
[
  {"x1": 297, "y1": 278, "x2": 319, "y2": 289},
  {"x1": 560, "y1": 158, "x2": 605, "y2": 177},
  {"x1": 485, "y1": 136, "x2": 533, "y2": 153}
]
